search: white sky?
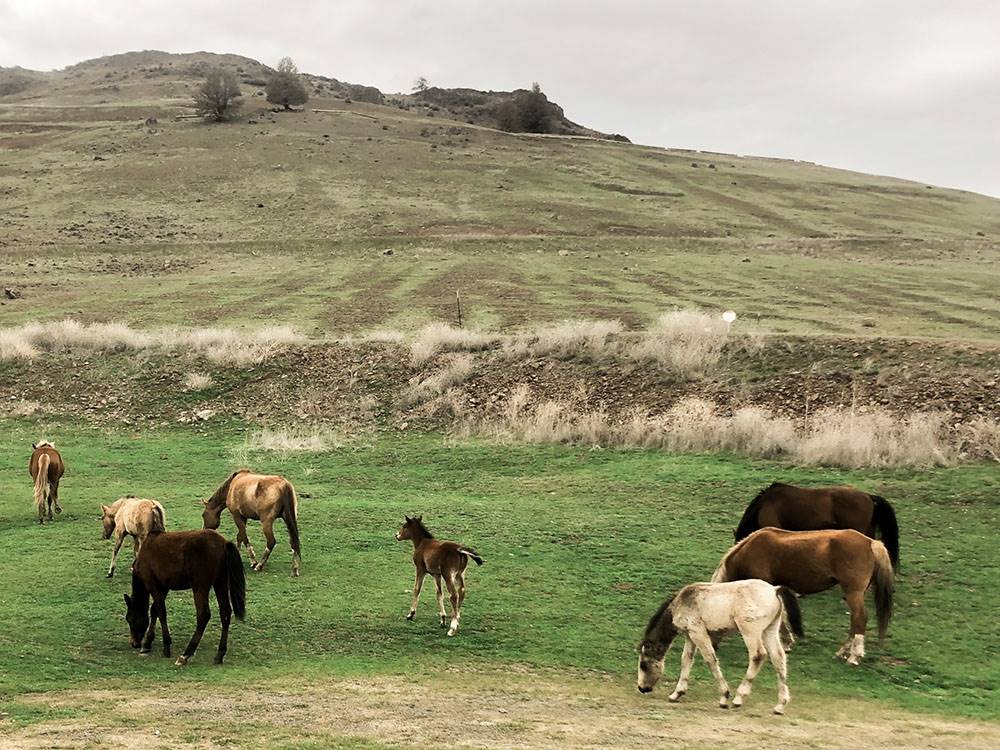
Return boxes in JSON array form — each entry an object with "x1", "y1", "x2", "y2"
[{"x1": 2, "y1": 0, "x2": 999, "y2": 197}]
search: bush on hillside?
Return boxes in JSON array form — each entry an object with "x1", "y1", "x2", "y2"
[
  {"x1": 266, "y1": 57, "x2": 309, "y2": 110},
  {"x1": 193, "y1": 68, "x2": 243, "y2": 121}
]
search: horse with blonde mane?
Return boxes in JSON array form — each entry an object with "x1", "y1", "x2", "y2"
[
  {"x1": 712, "y1": 528, "x2": 894, "y2": 665},
  {"x1": 101, "y1": 496, "x2": 166, "y2": 578},
  {"x1": 29, "y1": 441, "x2": 64, "y2": 523},
  {"x1": 202, "y1": 470, "x2": 301, "y2": 576}
]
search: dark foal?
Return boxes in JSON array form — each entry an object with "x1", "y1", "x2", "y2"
[
  {"x1": 124, "y1": 529, "x2": 246, "y2": 665},
  {"x1": 396, "y1": 516, "x2": 483, "y2": 636}
]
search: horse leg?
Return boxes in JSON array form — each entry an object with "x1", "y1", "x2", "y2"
[
  {"x1": 764, "y1": 620, "x2": 790, "y2": 714},
  {"x1": 688, "y1": 630, "x2": 731, "y2": 708},
  {"x1": 213, "y1": 580, "x2": 232, "y2": 664},
  {"x1": 36, "y1": 487, "x2": 45, "y2": 524},
  {"x1": 731, "y1": 631, "x2": 767, "y2": 709},
  {"x1": 779, "y1": 607, "x2": 795, "y2": 652},
  {"x1": 51, "y1": 479, "x2": 62, "y2": 514},
  {"x1": 176, "y1": 588, "x2": 211, "y2": 666},
  {"x1": 407, "y1": 567, "x2": 425, "y2": 620},
  {"x1": 843, "y1": 588, "x2": 867, "y2": 665},
  {"x1": 252, "y1": 517, "x2": 277, "y2": 572},
  {"x1": 432, "y1": 573, "x2": 446, "y2": 627},
  {"x1": 232, "y1": 513, "x2": 256, "y2": 566},
  {"x1": 140, "y1": 599, "x2": 159, "y2": 654},
  {"x1": 107, "y1": 530, "x2": 126, "y2": 578},
  {"x1": 668, "y1": 638, "x2": 696, "y2": 702},
  {"x1": 46, "y1": 492, "x2": 54, "y2": 521},
  {"x1": 157, "y1": 596, "x2": 172, "y2": 658},
  {"x1": 445, "y1": 572, "x2": 461, "y2": 636}
]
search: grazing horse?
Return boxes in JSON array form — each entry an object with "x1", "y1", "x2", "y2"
[
  {"x1": 734, "y1": 483, "x2": 899, "y2": 568},
  {"x1": 124, "y1": 528, "x2": 245, "y2": 666},
  {"x1": 395, "y1": 516, "x2": 483, "y2": 636},
  {"x1": 101, "y1": 496, "x2": 166, "y2": 578},
  {"x1": 638, "y1": 580, "x2": 803, "y2": 714},
  {"x1": 712, "y1": 528, "x2": 894, "y2": 665},
  {"x1": 202, "y1": 469, "x2": 301, "y2": 576},
  {"x1": 29, "y1": 440, "x2": 64, "y2": 523}
]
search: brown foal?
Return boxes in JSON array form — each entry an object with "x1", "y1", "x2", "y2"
[{"x1": 396, "y1": 516, "x2": 483, "y2": 636}]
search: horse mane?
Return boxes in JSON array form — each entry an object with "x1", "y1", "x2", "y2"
[
  {"x1": 34, "y1": 440, "x2": 54, "y2": 449},
  {"x1": 711, "y1": 529, "x2": 770, "y2": 582},
  {"x1": 206, "y1": 469, "x2": 250, "y2": 508},
  {"x1": 643, "y1": 595, "x2": 677, "y2": 644},
  {"x1": 411, "y1": 517, "x2": 434, "y2": 539},
  {"x1": 734, "y1": 483, "x2": 783, "y2": 541}
]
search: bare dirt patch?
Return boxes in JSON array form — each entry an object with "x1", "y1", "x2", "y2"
[{"x1": 5, "y1": 672, "x2": 997, "y2": 749}]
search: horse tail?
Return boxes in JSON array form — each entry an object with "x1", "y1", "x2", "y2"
[
  {"x1": 776, "y1": 586, "x2": 804, "y2": 638},
  {"x1": 871, "y1": 495, "x2": 899, "y2": 570},
  {"x1": 225, "y1": 541, "x2": 246, "y2": 621},
  {"x1": 33, "y1": 452, "x2": 50, "y2": 511},
  {"x1": 871, "y1": 540, "x2": 894, "y2": 644},
  {"x1": 734, "y1": 484, "x2": 774, "y2": 541},
  {"x1": 459, "y1": 547, "x2": 484, "y2": 566},
  {"x1": 151, "y1": 502, "x2": 166, "y2": 533},
  {"x1": 282, "y1": 483, "x2": 301, "y2": 559}
]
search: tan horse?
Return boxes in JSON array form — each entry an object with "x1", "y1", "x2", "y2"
[
  {"x1": 712, "y1": 528, "x2": 894, "y2": 664},
  {"x1": 395, "y1": 516, "x2": 483, "y2": 636},
  {"x1": 101, "y1": 496, "x2": 166, "y2": 578},
  {"x1": 202, "y1": 470, "x2": 301, "y2": 576},
  {"x1": 29, "y1": 440, "x2": 64, "y2": 523}
]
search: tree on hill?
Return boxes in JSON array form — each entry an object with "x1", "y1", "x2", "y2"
[
  {"x1": 496, "y1": 82, "x2": 557, "y2": 134},
  {"x1": 412, "y1": 76, "x2": 429, "y2": 94},
  {"x1": 266, "y1": 57, "x2": 309, "y2": 110},
  {"x1": 193, "y1": 68, "x2": 243, "y2": 121}
]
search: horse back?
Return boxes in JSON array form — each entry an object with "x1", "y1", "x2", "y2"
[
  {"x1": 419, "y1": 539, "x2": 470, "y2": 573},
  {"x1": 136, "y1": 529, "x2": 227, "y2": 591},
  {"x1": 227, "y1": 472, "x2": 292, "y2": 520},
  {"x1": 758, "y1": 484, "x2": 873, "y2": 534},
  {"x1": 29, "y1": 446, "x2": 64, "y2": 481},
  {"x1": 730, "y1": 528, "x2": 866, "y2": 595}
]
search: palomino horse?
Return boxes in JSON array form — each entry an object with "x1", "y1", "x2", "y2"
[
  {"x1": 101, "y1": 496, "x2": 166, "y2": 578},
  {"x1": 29, "y1": 440, "x2": 64, "y2": 523},
  {"x1": 712, "y1": 528, "x2": 894, "y2": 665},
  {"x1": 125, "y1": 528, "x2": 246, "y2": 665},
  {"x1": 638, "y1": 580, "x2": 803, "y2": 714},
  {"x1": 396, "y1": 516, "x2": 483, "y2": 636},
  {"x1": 734, "y1": 483, "x2": 899, "y2": 568},
  {"x1": 202, "y1": 470, "x2": 301, "y2": 576}
]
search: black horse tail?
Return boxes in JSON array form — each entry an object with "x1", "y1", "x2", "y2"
[
  {"x1": 460, "y1": 547, "x2": 484, "y2": 566},
  {"x1": 282, "y1": 483, "x2": 301, "y2": 559},
  {"x1": 225, "y1": 541, "x2": 247, "y2": 621},
  {"x1": 776, "y1": 586, "x2": 804, "y2": 638},
  {"x1": 871, "y1": 495, "x2": 899, "y2": 569},
  {"x1": 151, "y1": 503, "x2": 166, "y2": 533},
  {"x1": 871, "y1": 541, "x2": 894, "y2": 644}
]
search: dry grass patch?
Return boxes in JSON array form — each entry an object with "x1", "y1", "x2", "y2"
[
  {"x1": 409, "y1": 323, "x2": 498, "y2": 367},
  {"x1": 630, "y1": 310, "x2": 732, "y2": 378},
  {"x1": 231, "y1": 426, "x2": 344, "y2": 461},
  {"x1": 3, "y1": 399, "x2": 42, "y2": 418},
  {"x1": 182, "y1": 372, "x2": 213, "y2": 391},
  {"x1": 504, "y1": 320, "x2": 624, "y2": 361},
  {"x1": 401, "y1": 354, "x2": 476, "y2": 408}
]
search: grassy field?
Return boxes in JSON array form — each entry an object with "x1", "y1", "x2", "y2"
[{"x1": 1, "y1": 419, "x2": 997, "y2": 746}]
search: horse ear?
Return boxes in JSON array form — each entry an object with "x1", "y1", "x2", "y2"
[
  {"x1": 416, "y1": 515, "x2": 423, "y2": 522},
  {"x1": 404, "y1": 515, "x2": 410, "y2": 522},
  {"x1": 101, "y1": 504, "x2": 109, "y2": 514},
  {"x1": 32, "y1": 443, "x2": 37, "y2": 449}
]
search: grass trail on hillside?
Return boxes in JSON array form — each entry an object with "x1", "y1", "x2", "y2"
[{"x1": 0, "y1": 422, "x2": 997, "y2": 722}]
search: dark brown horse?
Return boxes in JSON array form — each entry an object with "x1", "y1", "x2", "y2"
[
  {"x1": 29, "y1": 440, "x2": 64, "y2": 523},
  {"x1": 124, "y1": 529, "x2": 246, "y2": 666},
  {"x1": 396, "y1": 516, "x2": 483, "y2": 636},
  {"x1": 734, "y1": 483, "x2": 899, "y2": 568},
  {"x1": 712, "y1": 528, "x2": 893, "y2": 665},
  {"x1": 202, "y1": 469, "x2": 301, "y2": 576}
]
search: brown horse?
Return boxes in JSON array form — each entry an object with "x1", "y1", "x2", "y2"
[
  {"x1": 734, "y1": 483, "x2": 899, "y2": 569},
  {"x1": 396, "y1": 516, "x2": 483, "y2": 636},
  {"x1": 29, "y1": 440, "x2": 65, "y2": 523},
  {"x1": 124, "y1": 528, "x2": 245, "y2": 666},
  {"x1": 202, "y1": 469, "x2": 301, "y2": 576},
  {"x1": 712, "y1": 528, "x2": 894, "y2": 664}
]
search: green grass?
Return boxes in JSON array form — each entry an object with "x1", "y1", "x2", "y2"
[{"x1": 1, "y1": 420, "x2": 997, "y2": 723}]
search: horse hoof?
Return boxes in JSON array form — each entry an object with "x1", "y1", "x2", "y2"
[
  {"x1": 447, "y1": 629, "x2": 457, "y2": 637},
  {"x1": 214, "y1": 655, "x2": 225, "y2": 664},
  {"x1": 139, "y1": 650, "x2": 150, "y2": 656},
  {"x1": 174, "y1": 656, "x2": 189, "y2": 666},
  {"x1": 406, "y1": 612, "x2": 415, "y2": 621},
  {"x1": 106, "y1": 571, "x2": 114, "y2": 578},
  {"x1": 55, "y1": 507, "x2": 62, "y2": 514},
  {"x1": 668, "y1": 693, "x2": 683, "y2": 703},
  {"x1": 773, "y1": 706, "x2": 785, "y2": 716}
]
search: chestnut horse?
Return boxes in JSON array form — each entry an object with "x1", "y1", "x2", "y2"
[
  {"x1": 395, "y1": 516, "x2": 483, "y2": 636},
  {"x1": 124, "y1": 528, "x2": 245, "y2": 665},
  {"x1": 29, "y1": 441, "x2": 65, "y2": 523},
  {"x1": 734, "y1": 483, "x2": 899, "y2": 569},
  {"x1": 712, "y1": 528, "x2": 893, "y2": 665},
  {"x1": 202, "y1": 469, "x2": 301, "y2": 576},
  {"x1": 638, "y1": 580, "x2": 803, "y2": 714}
]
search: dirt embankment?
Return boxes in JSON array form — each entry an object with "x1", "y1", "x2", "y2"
[{"x1": 1, "y1": 336, "x2": 997, "y2": 433}]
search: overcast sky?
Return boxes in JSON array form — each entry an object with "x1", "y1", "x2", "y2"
[{"x1": 3, "y1": 0, "x2": 999, "y2": 197}]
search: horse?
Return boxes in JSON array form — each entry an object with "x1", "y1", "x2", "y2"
[
  {"x1": 124, "y1": 528, "x2": 245, "y2": 666},
  {"x1": 101, "y1": 496, "x2": 166, "y2": 578},
  {"x1": 638, "y1": 580, "x2": 803, "y2": 714},
  {"x1": 29, "y1": 440, "x2": 64, "y2": 523},
  {"x1": 202, "y1": 469, "x2": 301, "y2": 576},
  {"x1": 734, "y1": 483, "x2": 899, "y2": 569},
  {"x1": 395, "y1": 515, "x2": 483, "y2": 636},
  {"x1": 712, "y1": 527, "x2": 894, "y2": 665}
]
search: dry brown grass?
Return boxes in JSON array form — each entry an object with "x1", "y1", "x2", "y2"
[
  {"x1": 401, "y1": 354, "x2": 476, "y2": 408},
  {"x1": 4, "y1": 399, "x2": 42, "y2": 418},
  {"x1": 503, "y1": 320, "x2": 624, "y2": 360},
  {"x1": 463, "y1": 388, "x2": 982, "y2": 468},
  {"x1": 0, "y1": 320, "x2": 305, "y2": 366},
  {"x1": 231, "y1": 426, "x2": 344, "y2": 461},
  {"x1": 182, "y1": 373, "x2": 213, "y2": 391},
  {"x1": 409, "y1": 323, "x2": 498, "y2": 367},
  {"x1": 629, "y1": 310, "x2": 732, "y2": 378}
]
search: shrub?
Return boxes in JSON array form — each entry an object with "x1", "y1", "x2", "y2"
[
  {"x1": 504, "y1": 320, "x2": 623, "y2": 361},
  {"x1": 409, "y1": 324, "x2": 497, "y2": 367},
  {"x1": 630, "y1": 310, "x2": 730, "y2": 378},
  {"x1": 266, "y1": 57, "x2": 309, "y2": 110},
  {"x1": 193, "y1": 68, "x2": 243, "y2": 121}
]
